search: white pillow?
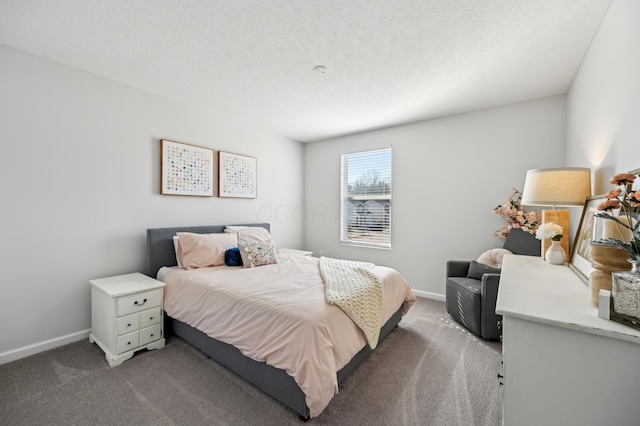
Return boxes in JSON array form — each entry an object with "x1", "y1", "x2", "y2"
[
  {"x1": 476, "y1": 248, "x2": 513, "y2": 268},
  {"x1": 172, "y1": 236, "x2": 182, "y2": 268},
  {"x1": 226, "y1": 227, "x2": 272, "y2": 245}
]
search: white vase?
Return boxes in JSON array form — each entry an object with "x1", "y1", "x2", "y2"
[{"x1": 546, "y1": 240, "x2": 566, "y2": 265}]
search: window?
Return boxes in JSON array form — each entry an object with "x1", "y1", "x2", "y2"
[{"x1": 340, "y1": 148, "x2": 392, "y2": 248}]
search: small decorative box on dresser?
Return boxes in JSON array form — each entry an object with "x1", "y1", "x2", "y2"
[{"x1": 89, "y1": 272, "x2": 166, "y2": 367}]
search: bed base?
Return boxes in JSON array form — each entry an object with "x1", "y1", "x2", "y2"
[{"x1": 166, "y1": 306, "x2": 403, "y2": 419}]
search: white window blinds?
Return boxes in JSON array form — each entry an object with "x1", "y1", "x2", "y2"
[{"x1": 340, "y1": 148, "x2": 392, "y2": 249}]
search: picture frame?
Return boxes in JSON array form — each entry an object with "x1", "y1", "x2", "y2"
[
  {"x1": 569, "y1": 194, "x2": 607, "y2": 284},
  {"x1": 218, "y1": 151, "x2": 257, "y2": 198},
  {"x1": 160, "y1": 139, "x2": 214, "y2": 197},
  {"x1": 630, "y1": 167, "x2": 640, "y2": 191}
]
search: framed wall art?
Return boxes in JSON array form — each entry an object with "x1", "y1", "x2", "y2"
[
  {"x1": 218, "y1": 151, "x2": 257, "y2": 198},
  {"x1": 160, "y1": 139, "x2": 214, "y2": 197},
  {"x1": 569, "y1": 194, "x2": 607, "y2": 284}
]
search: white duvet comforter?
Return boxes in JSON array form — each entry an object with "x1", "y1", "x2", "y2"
[{"x1": 163, "y1": 253, "x2": 415, "y2": 418}]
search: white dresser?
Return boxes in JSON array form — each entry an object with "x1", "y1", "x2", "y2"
[
  {"x1": 89, "y1": 272, "x2": 166, "y2": 366},
  {"x1": 496, "y1": 255, "x2": 640, "y2": 426}
]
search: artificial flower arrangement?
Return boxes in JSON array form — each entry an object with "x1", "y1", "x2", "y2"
[
  {"x1": 535, "y1": 222, "x2": 565, "y2": 264},
  {"x1": 493, "y1": 187, "x2": 541, "y2": 238},
  {"x1": 594, "y1": 172, "x2": 640, "y2": 262},
  {"x1": 535, "y1": 222, "x2": 564, "y2": 241}
]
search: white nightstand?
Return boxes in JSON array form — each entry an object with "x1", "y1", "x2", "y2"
[
  {"x1": 89, "y1": 272, "x2": 166, "y2": 367},
  {"x1": 278, "y1": 248, "x2": 314, "y2": 256}
]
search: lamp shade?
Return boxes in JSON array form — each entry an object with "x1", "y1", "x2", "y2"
[{"x1": 521, "y1": 167, "x2": 591, "y2": 207}]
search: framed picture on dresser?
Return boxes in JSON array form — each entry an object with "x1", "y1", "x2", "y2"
[{"x1": 569, "y1": 194, "x2": 606, "y2": 284}]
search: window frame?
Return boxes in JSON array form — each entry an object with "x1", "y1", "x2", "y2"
[{"x1": 339, "y1": 147, "x2": 392, "y2": 249}]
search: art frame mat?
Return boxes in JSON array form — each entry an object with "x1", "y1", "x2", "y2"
[
  {"x1": 569, "y1": 194, "x2": 607, "y2": 284},
  {"x1": 160, "y1": 139, "x2": 214, "y2": 197},
  {"x1": 218, "y1": 151, "x2": 257, "y2": 199}
]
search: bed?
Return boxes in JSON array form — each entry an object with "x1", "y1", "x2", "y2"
[{"x1": 146, "y1": 223, "x2": 415, "y2": 420}]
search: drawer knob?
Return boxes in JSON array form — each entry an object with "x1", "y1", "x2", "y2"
[
  {"x1": 150, "y1": 334, "x2": 154, "y2": 337},
  {"x1": 127, "y1": 323, "x2": 131, "y2": 327},
  {"x1": 134, "y1": 298, "x2": 148, "y2": 306},
  {"x1": 150, "y1": 317, "x2": 153, "y2": 320}
]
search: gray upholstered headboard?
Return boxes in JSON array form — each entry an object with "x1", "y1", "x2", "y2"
[{"x1": 146, "y1": 223, "x2": 270, "y2": 278}]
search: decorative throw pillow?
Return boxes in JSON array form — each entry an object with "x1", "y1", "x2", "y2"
[
  {"x1": 466, "y1": 260, "x2": 501, "y2": 280},
  {"x1": 176, "y1": 232, "x2": 238, "y2": 269},
  {"x1": 476, "y1": 248, "x2": 512, "y2": 268},
  {"x1": 225, "y1": 247, "x2": 243, "y2": 266},
  {"x1": 238, "y1": 240, "x2": 278, "y2": 268}
]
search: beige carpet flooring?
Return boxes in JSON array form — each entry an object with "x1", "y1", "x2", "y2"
[{"x1": 0, "y1": 297, "x2": 503, "y2": 425}]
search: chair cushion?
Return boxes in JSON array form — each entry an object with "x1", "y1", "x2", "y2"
[
  {"x1": 467, "y1": 260, "x2": 501, "y2": 280},
  {"x1": 446, "y1": 277, "x2": 482, "y2": 335}
]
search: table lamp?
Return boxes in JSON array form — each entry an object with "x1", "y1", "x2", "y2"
[{"x1": 521, "y1": 167, "x2": 592, "y2": 259}]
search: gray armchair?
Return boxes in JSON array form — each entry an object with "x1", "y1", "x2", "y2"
[{"x1": 445, "y1": 228, "x2": 540, "y2": 340}]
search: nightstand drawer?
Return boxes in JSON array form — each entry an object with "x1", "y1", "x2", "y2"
[
  {"x1": 117, "y1": 289, "x2": 162, "y2": 316},
  {"x1": 139, "y1": 307, "x2": 162, "y2": 328},
  {"x1": 140, "y1": 324, "x2": 162, "y2": 346},
  {"x1": 116, "y1": 331, "x2": 140, "y2": 354},
  {"x1": 117, "y1": 314, "x2": 140, "y2": 336}
]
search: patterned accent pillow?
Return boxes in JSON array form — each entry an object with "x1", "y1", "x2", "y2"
[{"x1": 239, "y1": 240, "x2": 278, "y2": 268}]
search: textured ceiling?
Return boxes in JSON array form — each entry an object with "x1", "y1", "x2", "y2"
[{"x1": 0, "y1": 0, "x2": 612, "y2": 142}]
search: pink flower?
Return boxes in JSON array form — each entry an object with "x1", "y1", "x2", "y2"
[
  {"x1": 598, "y1": 199, "x2": 621, "y2": 211},
  {"x1": 604, "y1": 188, "x2": 622, "y2": 199},
  {"x1": 610, "y1": 173, "x2": 636, "y2": 185},
  {"x1": 493, "y1": 188, "x2": 541, "y2": 238},
  {"x1": 595, "y1": 171, "x2": 640, "y2": 261}
]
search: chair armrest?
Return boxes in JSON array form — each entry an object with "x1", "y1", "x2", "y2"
[
  {"x1": 481, "y1": 273, "x2": 501, "y2": 295},
  {"x1": 446, "y1": 260, "x2": 471, "y2": 278},
  {"x1": 480, "y1": 273, "x2": 502, "y2": 340}
]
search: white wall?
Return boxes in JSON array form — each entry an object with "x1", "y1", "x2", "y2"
[
  {"x1": 304, "y1": 96, "x2": 566, "y2": 298},
  {"x1": 0, "y1": 44, "x2": 304, "y2": 362},
  {"x1": 567, "y1": 0, "x2": 640, "y2": 191},
  {"x1": 5, "y1": 0, "x2": 636, "y2": 363}
]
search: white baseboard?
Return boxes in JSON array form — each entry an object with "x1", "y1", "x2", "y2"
[
  {"x1": 412, "y1": 289, "x2": 445, "y2": 301},
  {"x1": 0, "y1": 329, "x2": 91, "y2": 365},
  {"x1": 0, "y1": 290, "x2": 443, "y2": 365}
]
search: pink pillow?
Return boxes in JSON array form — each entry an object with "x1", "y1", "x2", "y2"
[
  {"x1": 476, "y1": 248, "x2": 512, "y2": 268},
  {"x1": 176, "y1": 232, "x2": 238, "y2": 269}
]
